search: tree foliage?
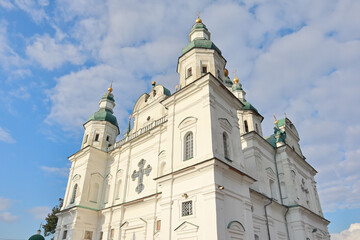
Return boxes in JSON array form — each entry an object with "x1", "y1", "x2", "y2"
[{"x1": 43, "y1": 198, "x2": 63, "y2": 238}]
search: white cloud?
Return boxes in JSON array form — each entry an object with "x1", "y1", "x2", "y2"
[
  {"x1": 26, "y1": 34, "x2": 85, "y2": 70},
  {"x1": 38, "y1": 0, "x2": 360, "y2": 213},
  {"x1": 0, "y1": 212, "x2": 18, "y2": 223},
  {"x1": 13, "y1": 0, "x2": 48, "y2": 23},
  {"x1": 40, "y1": 166, "x2": 69, "y2": 177},
  {"x1": 28, "y1": 206, "x2": 51, "y2": 220},
  {"x1": 0, "y1": 197, "x2": 12, "y2": 211},
  {"x1": 332, "y1": 223, "x2": 360, "y2": 240},
  {"x1": 0, "y1": 22, "x2": 25, "y2": 71},
  {"x1": 0, "y1": 126, "x2": 15, "y2": 143},
  {"x1": 0, "y1": 0, "x2": 14, "y2": 9}
]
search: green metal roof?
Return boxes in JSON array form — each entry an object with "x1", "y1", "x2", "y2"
[
  {"x1": 88, "y1": 109, "x2": 119, "y2": 128},
  {"x1": 101, "y1": 92, "x2": 114, "y2": 102},
  {"x1": 265, "y1": 134, "x2": 277, "y2": 148},
  {"x1": 240, "y1": 99, "x2": 259, "y2": 113},
  {"x1": 163, "y1": 86, "x2": 171, "y2": 96},
  {"x1": 182, "y1": 38, "x2": 222, "y2": 55},
  {"x1": 232, "y1": 83, "x2": 243, "y2": 91},
  {"x1": 29, "y1": 234, "x2": 45, "y2": 240},
  {"x1": 191, "y1": 22, "x2": 208, "y2": 31},
  {"x1": 223, "y1": 76, "x2": 233, "y2": 87},
  {"x1": 277, "y1": 118, "x2": 286, "y2": 127}
]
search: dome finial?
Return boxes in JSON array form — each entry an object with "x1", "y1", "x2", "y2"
[
  {"x1": 274, "y1": 113, "x2": 278, "y2": 125},
  {"x1": 233, "y1": 70, "x2": 239, "y2": 83},
  {"x1": 108, "y1": 81, "x2": 113, "y2": 93},
  {"x1": 196, "y1": 12, "x2": 202, "y2": 23}
]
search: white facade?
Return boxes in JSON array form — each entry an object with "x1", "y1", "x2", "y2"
[{"x1": 55, "y1": 18, "x2": 330, "y2": 240}]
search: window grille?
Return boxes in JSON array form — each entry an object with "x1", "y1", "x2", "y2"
[
  {"x1": 184, "y1": 132, "x2": 193, "y2": 160},
  {"x1": 181, "y1": 201, "x2": 193, "y2": 216}
]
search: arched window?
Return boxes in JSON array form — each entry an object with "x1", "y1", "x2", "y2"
[
  {"x1": 184, "y1": 132, "x2": 193, "y2": 160},
  {"x1": 70, "y1": 184, "x2": 78, "y2": 204},
  {"x1": 115, "y1": 180, "x2": 121, "y2": 200},
  {"x1": 90, "y1": 182, "x2": 99, "y2": 202},
  {"x1": 255, "y1": 123, "x2": 259, "y2": 133},
  {"x1": 104, "y1": 184, "x2": 110, "y2": 203},
  {"x1": 244, "y1": 120, "x2": 249, "y2": 133},
  {"x1": 223, "y1": 132, "x2": 230, "y2": 160}
]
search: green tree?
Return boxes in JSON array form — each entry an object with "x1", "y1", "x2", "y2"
[{"x1": 43, "y1": 198, "x2": 63, "y2": 239}]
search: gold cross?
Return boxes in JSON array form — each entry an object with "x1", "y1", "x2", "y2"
[
  {"x1": 197, "y1": 12, "x2": 200, "y2": 19},
  {"x1": 233, "y1": 69, "x2": 237, "y2": 77}
]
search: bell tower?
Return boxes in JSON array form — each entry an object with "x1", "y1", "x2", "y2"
[
  {"x1": 82, "y1": 84, "x2": 120, "y2": 151},
  {"x1": 177, "y1": 15, "x2": 227, "y2": 88}
]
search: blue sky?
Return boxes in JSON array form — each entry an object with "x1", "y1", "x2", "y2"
[{"x1": 0, "y1": 0, "x2": 359, "y2": 239}]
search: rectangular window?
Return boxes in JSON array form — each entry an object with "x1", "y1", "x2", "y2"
[
  {"x1": 202, "y1": 66, "x2": 207, "y2": 73},
  {"x1": 217, "y1": 69, "x2": 220, "y2": 78},
  {"x1": 106, "y1": 135, "x2": 110, "y2": 141},
  {"x1": 110, "y1": 229, "x2": 114, "y2": 238},
  {"x1": 84, "y1": 134, "x2": 88, "y2": 144},
  {"x1": 94, "y1": 133, "x2": 99, "y2": 141},
  {"x1": 187, "y1": 67, "x2": 192, "y2": 78},
  {"x1": 99, "y1": 232, "x2": 103, "y2": 240},
  {"x1": 181, "y1": 201, "x2": 193, "y2": 216},
  {"x1": 156, "y1": 220, "x2": 161, "y2": 231},
  {"x1": 84, "y1": 231, "x2": 93, "y2": 240},
  {"x1": 270, "y1": 179, "x2": 277, "y2": 200},
  {"x1": 62, "y1": 230, "x2": 67, "y2": 239}
]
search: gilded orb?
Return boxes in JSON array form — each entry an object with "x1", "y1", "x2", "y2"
[
  {"x1": 152, "y1": 81, "x2": 156, "y2": 86},
  {"x1": 233, "y1": 77, "x2": 239, "y2": 84},
  {"x1": 108, "y1": 87, "x2": 113, "y2": 93},
  {"x1": 224, "y1": 68, "x2": 229, "y2": 77},
  {"x1": 195, "y1": 17, "x2": 202, "y2": 23}
]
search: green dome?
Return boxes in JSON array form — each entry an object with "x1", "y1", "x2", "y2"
[
  {"x1": 29, "y1": 234, "x2": 45, "y2": 240},
  {"x1": 232, "y1": 83, "x2": 243, "y2": 91},
  {"x1": 182, "y1": 38, "x2": 222, "y2": 55},
  {"x1": 240, "y1": 99, "x2": 259, "y2": 113},
  {"x1": 223, "y1": 76, "x2": 233, "y2": 87},
  {"x1": 88, "y1": 109, "x2": 119, "y2": 128}
]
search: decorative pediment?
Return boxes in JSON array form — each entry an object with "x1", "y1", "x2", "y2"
[
  {"x1": 105, "y1": 173, "x2": 113, "y2": 180},
  {"x1": 227, "y1": 220, "x2": 245, "y2": 231},
  {"x1": 266, "y1": 167, "x2": 276, "y2": 179},
  {"x1": 227, "y1": 221, "x2": 245, "y2": 237},
  {"x1": 72, "y1": 174, "x2": 81, "y2": 181},
  {"x1": 178, "y1": 116, "x2": 198, "y2": 130},
  {"x1": 90, "y1": 172, "x2": 104, "y2": 179},
  {"x1": 116, "y1": 169, "x2": 123, "y2": 178},
  {"x1": 219, "y1": 118, "x2": 232, "y2": 133},
  {"x1": 174, "y1": 221, "x2": 199, "y2": 233}
]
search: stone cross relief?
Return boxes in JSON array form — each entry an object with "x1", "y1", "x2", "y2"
[{"x1": 131, "y1": 159, "x2": 152, "y2": 194}]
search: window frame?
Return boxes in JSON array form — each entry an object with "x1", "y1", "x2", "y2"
[
  {"x1": 186, "y1": 67, "x2": 192, "y2": 79},
  {"x1": 70, "y1": 183, "x2": 78, "y2": 204},
  {"x1": 184, "y1": 131, "x2": 194, "y2": 161},
  {"x1": 223, "y1": 132, "x2": 231, "y2": 161},
  {"x1": 181, "y1": 200, "x2": 193, "y2": 217}
]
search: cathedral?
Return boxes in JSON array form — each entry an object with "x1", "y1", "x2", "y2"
[{"x1": 54, "y1": 16, "x2": 330, "y2": 240}]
